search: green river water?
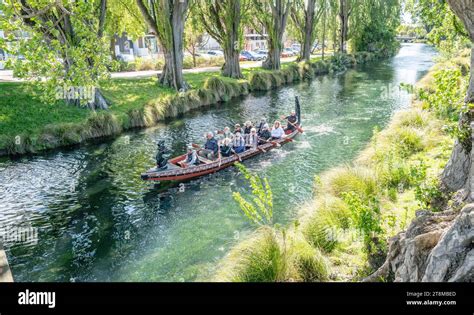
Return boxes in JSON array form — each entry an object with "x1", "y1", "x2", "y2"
[{"x1": 0, "y1": 44, "x2": 436, "y2": 281}]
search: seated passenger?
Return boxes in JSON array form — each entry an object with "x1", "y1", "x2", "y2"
[
  {"x1": 222, "y1": 127, "x2": 233, "y2": 141},
  {"x1": 258, "y1": 124, "x2": 272, "y2": 145},
  {"x1": 246, "y1": 128, "x2": 259, "y2": 150},
  {"x1": 232, "y1": 132, "x2": 246, "y2": 154},
  {"x1": 234, "y1": 123, "x2": 242, "y2": 134},
  {"x1": 256, "y1": 118, "x2": 266, "y2": 135},
  {"x1": 271, "y1": 121, "x2": 285, "y2": 139},
  {"x1": 182, "y1": 145, "x2": 199, "y2": 167},
  {"x1": 199, "y1": 132, "x2": 219, "y2": 160},
  {"x1": 220, "y1": 138, "x2": 233, "y2": 157},
  {"x1": 243, "y1": 121, "x2": 253, "y2": 135}
]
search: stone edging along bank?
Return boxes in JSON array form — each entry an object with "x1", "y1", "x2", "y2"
[{"x1": 0, "y1": 51, "x2": 387, "y2": 157}]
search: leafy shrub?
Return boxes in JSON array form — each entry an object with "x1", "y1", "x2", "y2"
[
  {"x1": 415, "y1": 176, "x2": 444, "y2": 211},
  {"x1": 418, "y1": 68, "x2": 466, "y2": 121},
  {"x1": 248, "y1": 72, "x2": 273, "y2": 91},
  {"x1": 135, "y1": 58, "x2": 155, "y2": 71},
  {"x1": 341, "y1": 192, "x2": 385, "y2": 262}
]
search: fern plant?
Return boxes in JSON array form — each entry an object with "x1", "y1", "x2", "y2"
[{"x1": 232, "y1": 163, "x2": 274, "y2": 226}]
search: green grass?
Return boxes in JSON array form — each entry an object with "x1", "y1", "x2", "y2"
[{"x1": 0, "y1": 82, "x2": 89, "y2": 138}]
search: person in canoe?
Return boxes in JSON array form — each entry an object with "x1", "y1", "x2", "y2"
[
  {"x1": 182, "y1": 145, "x2": 199, "y2": 167},
  {"x1": 243, "y1": 121, "x2": 253, "y2": 135},
  {"x1": 271, "y1": 121, "x2": 285, "y2": 139},
  {"x1": 234, "y1": 124, "x2": 242, "y2": 134},
  {"x1": 222, "y1": 126, "x2": 233, "y2": 140},
  {"x1": 256, "y1": 118, "x2": 267, "y2": 135},
  {"x1": 232, "y1": 132, "x2": 246, "y2": 153},
  {"x1": 155, "y1": 140, "x2": 169, "y2": 170},
  {"x1": 199, "y1": 132, "x2": 219, "y2": 160},
  {"x1": 281, "y1": 111, "x2": 298, "y2": 132},
  {"x1": 220, "y1": 138, "x2": 233, "y2": 157},
  {"x1": 246, "y1": 128, "x2": 259, "y2": 150},
  {"x1": 258, "y1": 124, "x2": 272, "y2": 145}
]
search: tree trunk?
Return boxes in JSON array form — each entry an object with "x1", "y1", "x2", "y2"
[
  {"x1": 262, "y1": 0, "x2": 290, "y2": 70},
  {"x1": 221, "y1": 0, "x2": 243, "y2": 79},
  {"x1": 136, "y1": 0, "x2": 188, "y2": 91},
  {"x1": 222, "y1": 46, "x2": 242, "y2": 78},
  {"x1": 299, "y1": 0, "x2": 316, "y2": 62},
  {"x1": 441, "y1": 1, "x2": 474, "y2": 199},
  {"x1": 160, "y1": 2, "x2": 188, "y2": 91},
  {"x1": 89, "y1": 88, "x2": 109, "y2": 110},
  {"x1": 263, "y1": 43, "x2": 282, "y2": 70},
  {"x1": 322, "y1": 9, "x2": 327, "y2": 60},
  {"x1": 339, "y1": 0, "x2": 349, "y2": 53}
]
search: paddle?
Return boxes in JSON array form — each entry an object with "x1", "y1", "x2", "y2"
[
  {"x1": 280, "y1": 115, "x2": 304, "y2": 133},
  {"x1": 287, "y1": 120, "x2": 304, "y2": 133}
]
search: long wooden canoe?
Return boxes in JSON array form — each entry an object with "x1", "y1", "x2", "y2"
[
  {"x1": 141, "y1": 96, "x2": 302, "y2": 182},
  {"x1": 140, "y1": 127, "x2": 300, "y2": 182}
]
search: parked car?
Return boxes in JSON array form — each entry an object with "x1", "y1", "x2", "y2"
[
  {"x1": 206, "y1": 50, "x2": 224, "y2": 57},
  {"x1": 239, "y1": 54, "x2": 249, "y2": 61},
  {"x1": 291, "y1": 44, "x2": 301, "y2": 53},
  {"x1": 253, "y1": 49, "x2": 268, "y2": 60},
  {"x1": 240, "y1": 50, "x2": 262, "y2": 61},
  {"x1": 281, "y1": 48, "x2": 296, "y2": 57}
]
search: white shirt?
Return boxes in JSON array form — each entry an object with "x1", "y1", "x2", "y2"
[{"x1": 271, "y1": 127, "x2": 284, "y2": 138}]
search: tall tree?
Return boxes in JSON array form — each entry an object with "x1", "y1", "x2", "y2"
[
  {"x1": 252, "y1": 0, "x2": 292, "y2": 70},
  {"x1": 441, "y1": 0, "x2": 474, "y2": 196},
  {"x1": 1, "y1": 0, "x2": 111, "y2": 109},
  {"x1": 290, "y1": 0, "x2": 324, "y2": 61},
  {"x1": 338, "y1": 0, "x2": 353, "y2": 53},
  {"x1": 136, "y1": 0, "x2": 189, "y2": 91},
  {"x1": 195, "y1": 0, "x2": 245, "y2": 78}
]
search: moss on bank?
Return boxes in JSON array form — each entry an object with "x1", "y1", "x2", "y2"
[
  {"x1": 0, "y1": 51, "x2": 382, "y2": 156},
  {"x1": 213, "y1": 53, "x2": 468, "y2": 282}
]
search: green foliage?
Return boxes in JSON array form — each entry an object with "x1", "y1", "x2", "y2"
[
  {"x1": 329, "y1": 53, "x2": 353, "y2": 72},
  {"x1": 405, "y1": 0, "x2": 471, "y2": 56},
  {"x1": 415, "y1": 176, "x2": 444, "y2": 211},
  {"x1": 0, "y1": 1, "x2": 112, "y2": 107},
  {"x1": 418, "y1": 68, "x2": 466, "y2": 121},
  {"x1": 233, "y1": 163, "x2": 274, "y2": 226},
  {"x1": 341, "y1": 192, "x2": 384, "y2": 256}
]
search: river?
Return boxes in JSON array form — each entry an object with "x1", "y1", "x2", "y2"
[{"x1": 0, "y1": 44, "x2": 436, "y2": 282}]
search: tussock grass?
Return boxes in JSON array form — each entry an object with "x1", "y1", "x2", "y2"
[
  {"x1": 288, "y1": 237, "x2": 329, "y2": 282},
  {"x1": 215, "y1": 228, "x2": 287, "y2": 282},
  {"x1": 248, "y1": 72, "x2": 273, "y2": 91},
  {"x1": 319, "y1": 166, "x2": 378, "y2": 199}
]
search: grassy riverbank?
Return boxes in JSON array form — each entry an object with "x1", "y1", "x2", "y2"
[
  {"x1": 213, "y1": 51, "x2": 470, "y2": 282},
  {"x1": 0, "y1": 51, "x2": 382, "y2": 156}
]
